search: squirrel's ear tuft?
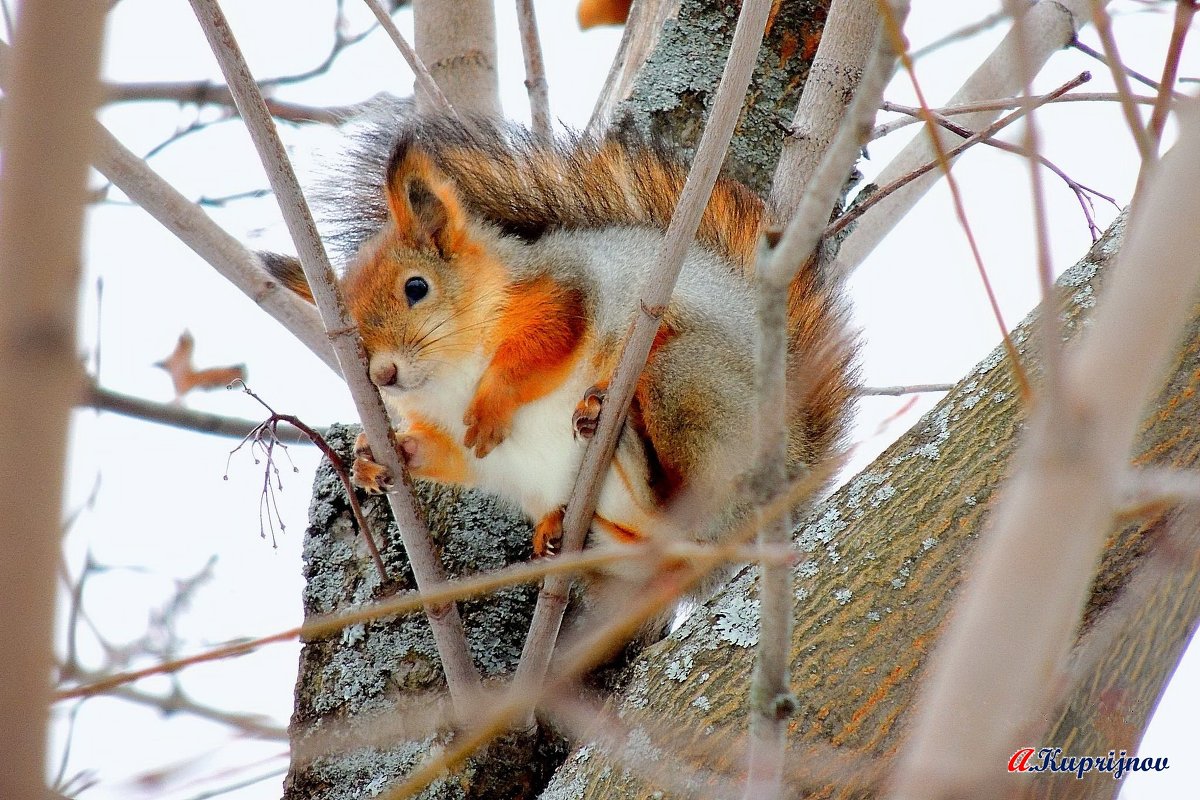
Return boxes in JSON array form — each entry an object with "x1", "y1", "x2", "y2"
[
  {"x1": 384, "y1": 141, "x2": 469, "y2": 257},
  {"x1": 260, "y1": 252, "x2": 315, "y2": 304}
]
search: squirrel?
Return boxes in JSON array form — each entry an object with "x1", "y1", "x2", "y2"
[{"x1": 265, "y1": 111, "x2": 857, "y2": 558}]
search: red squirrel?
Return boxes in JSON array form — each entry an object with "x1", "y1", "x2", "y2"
[{"x1": 266, "y1": 113, "x2": 856, "y2": 557}]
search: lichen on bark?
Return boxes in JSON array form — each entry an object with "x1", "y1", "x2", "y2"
[{"x1": 612, "y1": 0, "x2": 832, "y2": 194}]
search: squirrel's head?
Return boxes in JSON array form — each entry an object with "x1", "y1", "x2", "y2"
[{"x1": 263, "y1": 140, "x2": 508, "y2": 392}]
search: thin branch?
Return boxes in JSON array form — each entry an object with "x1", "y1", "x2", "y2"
[
  {"x1": 828, "y1": 72, "x2": 1091, "y2": 240},
  {"x1": 106, "y1": 685, "x2": 288, "y2": 740},
  {"x1": 883, "y1": 2, "x2": 1033, "y2": 402},
  {"x1": 512, "y1": 0, "x2": 776, "y2": 729},
  {"x1": 380, "y1": 463, "x2": 839, "y2": 799},
  {"x1": 361, "y1": 0, "x2": 456, "y2": 116},
  {"x1": 871, "y1": 89, "x2": 1158, "y2": 141},
  {"x1": 54, "y1": 531, "x2": 797, "y2": 702},
  {"x1": 69, "y1": 114, "x2": 337, "y2": 370},
  {"x1": 1147, "y1": 0, "x2": 1196, "y2": 147},
  {"x1": 82, "y1": 382, "x2": 324, "y2": 444},
  {"x1": 908, "y1": 6, "x2": 1011, "y2": 62},
  {"x1": 231, "y1": 382, "x2": 388, "y2": 577},
  {"x1": 745, "y1": 0, "x2": 900, "y2": 792},
  {"x1": 104, "y1": 81, "x2": 366, "y2": 124},
  {"x1": 514, "y1": 0, "x2": 551, "y2": 138},
  {"x1": 1070, "y1": 35, "x2": 1179, "y2": 99},
  {"x1": 837, "y1": 0, "x2": 1106, "y2": 274},
  {"x1": 187, "y1": 0, "x2": 482, "y2": 708},
  {"x1": 1086, "y1": 0, "x2": 1154, "y2": 162},
  {"x1": 859, "y1": 383, "x2": 954, "y2": 396},
  {"x1": 178, "y1": 766, "x2": 289, "y2": 800},
  {"x1": 885, "y1": 97, "x2": 1117, "y2": 239}
]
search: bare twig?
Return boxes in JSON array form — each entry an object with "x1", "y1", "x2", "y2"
[
  {"x1": 882, "y1": 2, "x2": 1034, "y2": 402},
  {"x1": 889, "y1": 95, "x2": 1200, "y2": 800},
  {"x1": 859, "y1": 383, "x2": 954, "y2": 396},
  {"x1": 0, "y1": 3, "x2": 106, "y2": 798},
  {"x1": 231, "y1": 382, "x2": 389, "y2": 577},
  {"x1": 82, "y1": 382, "x2": 324, "y2": 444},
  {"x1": 1147, "y1": 0, "x2": 1196, "y2": 147},
  {"x1": 908, "y1": 6, "x2": 1011, "y2": 62},
  {"x1": 514, "y1": 0, "x2": 551, "y2": 138},
  {"x1": 55, "y1": 529, "x2": 798, "y2": 703},
  {"x1": 837, "y1": 0, "x2": 1107, "y2": 274},
  {"x1": 361, "y1": 0, "x2": 456, "y2": 116},
  {"x1": 1086, "y1": 0, "x2": 1154, "y2": 162},
  {"x1": 187, "y1": 0, "x2": 482, "y2": 707},
  {"x1": 381, "y1": 463, "x2": 839, "y2": 799},
  {"x1": 883, "y1": 98, "x2": 1117, "y2": 240},
  {"x1": 744, "y1": 1, "x2": 900, "y2": 793},
  {"x1": 74, "y1": 118, "x2": 337, "y2": 370},
  {"x1": 1070, "y1": 36, "x2": 1179, "y2": 99},
  {"x1": 828, "y1": 72, "x2": 1091, "y2": 240},
  {"x1": 872, "y1": 89, "x2": 1155, "y2": 140},
  {"x1": 104, "y1": 81, "x2": 366, "y2": 124},
  {"x1": 512, "y1": 0, "x2": 776, "y2": 729}
]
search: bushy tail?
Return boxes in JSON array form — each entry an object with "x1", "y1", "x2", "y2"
[{"x1": 316, "y1": 107, "x2": 768, "y2": 272}]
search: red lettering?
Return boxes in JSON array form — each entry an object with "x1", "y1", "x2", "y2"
[{"x1": 1009, "y1": 748, "x2": 1035, "y2": 773}]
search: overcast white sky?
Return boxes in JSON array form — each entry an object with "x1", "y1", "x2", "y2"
[{"x1": 49, "y1": 1, "x2": 1198, "y2": 797}]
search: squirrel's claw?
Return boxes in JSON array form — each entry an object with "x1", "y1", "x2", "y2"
[
  {"x1": 533, "y1": 507, "x2": 566, "y2": 558},
  {"x1": 572, "y1": 384, "x2": 606, "y2": 439}
]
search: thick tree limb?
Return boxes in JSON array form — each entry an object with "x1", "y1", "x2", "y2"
[
  {"x1": 0, "y1": 2, "x2": 105, "y2": 798},
  {"x1": 768, "y1": 0, "x2": 880, "y2": 217},
  {"x1": 891, "y1": 97, "x2": 1200, "y2": 800},
  {"x1": 612, "y1": 0, "x2": 833, "y2": 195},
  {"x1": 412, "y1": 0, "x2": 499, "y2": 115},
  {"x1": 551, "y1": 197, "x2": 1200, "y2": 796}
]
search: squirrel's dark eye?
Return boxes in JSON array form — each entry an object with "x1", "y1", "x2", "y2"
[{"x1": 403, "y1": 276, "x2": 429, "y2": 307}]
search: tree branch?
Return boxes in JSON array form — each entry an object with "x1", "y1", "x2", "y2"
[
  {"x1": 768, "y1": 0, "x2": 880, "y2": 217},
  {"x1": 361, "y1": 0, "x2": 456, "y2": 116},
  {"x1": 514, "y1": 0, "x2": 551, "y2": 138},
  {"x1": 0, "y1": 3, "x2": 105, "y2": 798},
  {"x1": 512, "y1": 0, "x2": 777, "y2": 727},
  {"x1": 412, "y1": 0, "x2": 499, "y2": 114},
  {"x1": 186, "y1": 0, "x2": 483, "y2": 708}
]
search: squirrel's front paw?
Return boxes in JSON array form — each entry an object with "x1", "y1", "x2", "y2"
[
  {"x1": 572, "y1": 383, "x2": 607, "y2": 439},
  {"x1": 351, "y1": 431, "x2": 425, "y2": 492},
  {"x1": 463, "y1": 396, "x2": 512, "y2": 458},
  {"x1": 351, "y1": 432, "x2": 393, "y2": 494}
]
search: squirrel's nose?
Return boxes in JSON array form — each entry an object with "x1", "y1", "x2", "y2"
[{"x1": 370, "y1": 361, "x2": 398, "y2": 387}]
